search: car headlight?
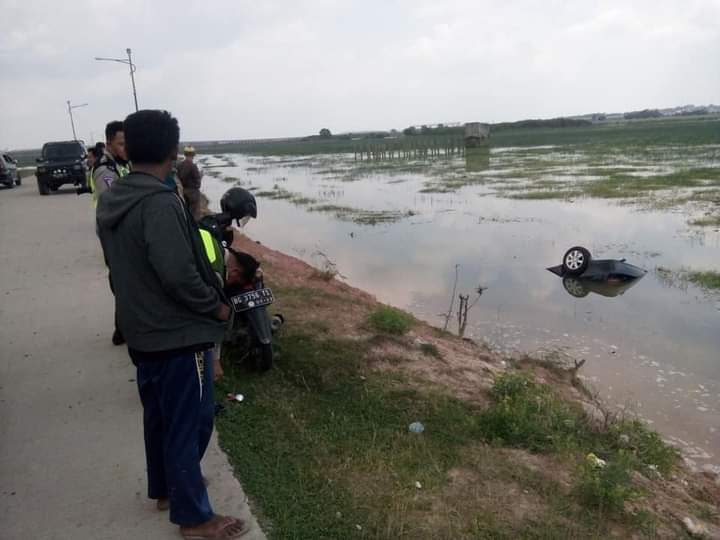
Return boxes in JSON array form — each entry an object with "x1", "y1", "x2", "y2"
[{"x1": 73, "y1": 164, "x2": 83, "y2": 171}]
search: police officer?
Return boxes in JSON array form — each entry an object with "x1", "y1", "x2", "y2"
[
  {"x1": 93, "y1": 121, "x2": 130, "y2": 200},
  {"x1": 94, "y1": 122, "x2": 130, "y2": 346}
]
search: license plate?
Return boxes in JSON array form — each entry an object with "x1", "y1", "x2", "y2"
[{"x1": 230, "y1": 288, "x2": 274, "y2": 313}]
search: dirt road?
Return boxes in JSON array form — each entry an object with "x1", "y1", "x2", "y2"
[{"x1": 0, "y1": 182, "x2": 265, "y2": 540}]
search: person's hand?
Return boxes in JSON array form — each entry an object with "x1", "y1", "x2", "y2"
[
  {"x1": 213, "y1": 356, "x2": 224, "y2": 381},
  {"x1": 215, "y1": 303, "x2": 231, "y2": 321}
]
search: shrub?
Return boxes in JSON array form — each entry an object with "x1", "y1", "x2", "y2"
[
  {"x1": 576, "y1": 454, "x2": 637, "y2": 514},
  {"x1": 368, "y1": 306, "x2": 415, "y2": 335}
]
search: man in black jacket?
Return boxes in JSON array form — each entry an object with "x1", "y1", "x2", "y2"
[{"x1": 96, "y1": 110, "x2": 247, "y2": 539}]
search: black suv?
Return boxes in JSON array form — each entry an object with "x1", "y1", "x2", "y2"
[{"x1": 35, "y1": 140, "x2": 87, "y2": 195}]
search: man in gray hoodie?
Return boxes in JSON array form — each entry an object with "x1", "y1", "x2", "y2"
[{"x1": 96, "y1": 110, "x2": 247, "y2": 539}]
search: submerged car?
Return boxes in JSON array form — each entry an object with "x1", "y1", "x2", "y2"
[{"x1": 548, "y1": 246, "x2": 646, "y2": 298}]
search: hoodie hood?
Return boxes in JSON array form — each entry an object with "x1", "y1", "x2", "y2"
[{"x1": 97, "y1": 172, "x2": 173, "y2": 230}]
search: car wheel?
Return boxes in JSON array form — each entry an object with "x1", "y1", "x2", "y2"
[
  {"x1": 50, "y1": 185, "x2": 59, "y2": 192},
  {"x1": 563, "y1": 276, "x2": 589, "y2": 298},
  {"x1": 38, "y1": 178, "x2": 50, "y2": 195},
  {"x1": 562, "y1": 246, "x2": 591, "y2": 275},
  {"x1": 15, "y1": 175, "x2": 21, "y2": 186}
]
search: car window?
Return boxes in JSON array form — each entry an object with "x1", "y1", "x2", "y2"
[{"x1": 42, "y1": 143, "x2": 83, "y2": 160}]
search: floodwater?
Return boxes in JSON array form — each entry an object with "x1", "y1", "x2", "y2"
[{"x1": 201, "y1": 149, "x2": 720, "y2": 471}]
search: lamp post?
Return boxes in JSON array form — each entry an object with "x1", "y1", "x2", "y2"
[
  {"x1": 95, "y1": 48, "x2": 139, "y2": 111},
  {"x1": 67, "y1": 100, "x2": 89, "y2": 140}
]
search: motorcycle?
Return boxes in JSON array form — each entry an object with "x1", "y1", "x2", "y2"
[{"x1": 198, "y1": 188, "x2": 283, "y2": 371}]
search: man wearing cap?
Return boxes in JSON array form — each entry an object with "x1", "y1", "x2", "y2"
[{"x1": 177, "y1": 146, "x2": 203, "y2": 216}]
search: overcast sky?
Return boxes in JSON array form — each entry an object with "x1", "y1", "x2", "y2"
[{"x1": 1, "y1": 0, "x2": 718, "y2": 149}]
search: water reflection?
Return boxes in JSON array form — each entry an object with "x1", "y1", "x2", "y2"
[
  {"x1": 465, "y1": 148, "x2": 490, "y2": 172},
  {"x1": 560, "y1": 275, "x2": 644, "y2": 298}
]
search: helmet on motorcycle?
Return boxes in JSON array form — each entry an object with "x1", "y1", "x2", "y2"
[{"x1": 221, "y1": 187, "x2": 257, "y2": 220}]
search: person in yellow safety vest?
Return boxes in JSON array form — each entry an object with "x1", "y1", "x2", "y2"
[
  {"x1": 85, "y1": 144, "x2": 104, "y2": 198},
  {"x1": 93, "y1": 121, "x2": 130, "y2": 207},
  {"x1": 199, "y1": 228, "x2": 225, "y2": 285}
]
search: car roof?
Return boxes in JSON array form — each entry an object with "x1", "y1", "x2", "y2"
[{"x1": 43, "y1": 140, "x2": 84, "y2": 145}]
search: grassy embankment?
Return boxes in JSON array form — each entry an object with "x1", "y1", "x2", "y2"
[{"x1": 214, "y1": 239, "x2": 719, "y2": 540}]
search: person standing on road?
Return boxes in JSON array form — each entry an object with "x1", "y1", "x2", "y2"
[
  {"x1": 93, "y1": 122, "x2": 130, "y2": 346},
  {"x1": 96, "y1": 110, "x2": 247, "y2": 540},
  {"x1": 93, "y1": 121, "x2": 129, "y2": 200},
  {"x1": 177, "y1": 145, "x2": 203, "y2": 215}
]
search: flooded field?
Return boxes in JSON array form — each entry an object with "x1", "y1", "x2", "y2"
[{"x1": 200, "y1": 145, "x2": 720, "y2": 471}]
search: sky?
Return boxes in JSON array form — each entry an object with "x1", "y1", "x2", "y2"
[{"x1": 1, "y1": 0, "x2": 719, "y2": 149}]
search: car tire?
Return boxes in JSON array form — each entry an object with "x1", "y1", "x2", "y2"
[
  {"x1": 15, "y1": 177, "x2": 21, "y2": 186},
  {"x1": 38, "y1": 178, "x2": 50, "y2": 195},
  {"x1": 563, "y1": 276, "x2": 589, "y2": 298},
  {"x1": 562, "y1": 246, "x2": 591, "y2": 276}
]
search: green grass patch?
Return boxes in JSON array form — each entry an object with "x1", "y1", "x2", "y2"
[
  {"x1": 215, "y1": 318, "x2": 679, "y2": 539},
  {"x1": 689, "y1": 216, "x2": 720, "y2": 227},
  {"x1": 508, "y1": 190, "x2": 583, "y2": 200},
  {"x1": 368, "y1": 306, "x2": 415, "y2": 335},
  {"x1": 309, "y1": 204, "x2": 413, "y2": 226},
  {"x1": 575, "y1": 455, "x2": 638, "y2": 515},
  {"x1": 688, "y1": 271, "x2": 720, "y2": 290}
]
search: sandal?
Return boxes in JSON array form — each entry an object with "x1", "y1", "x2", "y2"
[{"x1": 180, "y1": 516, "x2": 250, "y2": 540}]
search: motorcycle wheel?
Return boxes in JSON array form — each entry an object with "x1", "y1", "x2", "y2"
[{"x1": 256, "y1": 344, "x2": 273, "y2": 372}]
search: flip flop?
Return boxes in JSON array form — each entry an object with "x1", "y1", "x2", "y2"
[{"x1": 181, "y1": 517, "x2": 250, "y2": 540}]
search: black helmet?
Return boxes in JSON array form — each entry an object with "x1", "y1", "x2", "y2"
[{"x1": 221, "y1": 187, "x2": 257, "y2": 220}]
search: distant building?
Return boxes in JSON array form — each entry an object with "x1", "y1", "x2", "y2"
[{"x1": 464, "y1": 122, "x2": 490, "y2": 148}]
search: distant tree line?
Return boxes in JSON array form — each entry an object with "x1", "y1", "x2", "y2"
[
  {"x1": 623, "y1": 109, "x2": 662, "y2": 120},
  {"x1": 491, "y1": 117, "x2": 592, "y2": 130},
  {"x1": 402, "y1": 124, "x2": 464, "y2": 136}
]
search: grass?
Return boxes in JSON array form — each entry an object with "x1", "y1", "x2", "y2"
[
  {"x1": 368, "y1": 306, "x2": 415, "y2": 335},
  {"x1": 181, "y1": 117, "x2": 720, "y2": 157},
  {"x1": 214, "y1": 283, "x2": 684, "y2": 539},
  {"x1": 507, "y1": 189, "x2": 583, "y2": 200},
  {"x1": 480, "y1": 373, "x2": 677, "y2": 475},
  {"x1": 689, "y1": 216, "x2": 720, "y2": 227},
  {"x1": 575, "y1": 455, "x2": 638, "y2": 515},
  {"x1": 688, "y1": 271, "x2": 720, "y2": 290}
]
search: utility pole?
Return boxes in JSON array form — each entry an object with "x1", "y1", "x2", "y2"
[
  {"x1": 67, "y1": 100, "x2": 89, "y2": 140},
  {"x1": 127, "y1": 48, "x2": 138, "y2": 112},
  {"x1": 95, "y1": 48, "x2": 139, "y2": 112}
]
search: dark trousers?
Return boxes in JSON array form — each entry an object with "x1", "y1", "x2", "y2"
[{"x1": 133, "y1": 349, "x2": 215, "y2": 526}]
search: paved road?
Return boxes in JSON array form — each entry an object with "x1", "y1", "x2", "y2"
[{"x1": 0, "y1": 182, "x2": 265, "y2": 540}]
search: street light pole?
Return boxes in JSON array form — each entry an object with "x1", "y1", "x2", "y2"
[
  {"x1": 67, "y1": 100, "x2": 89, "y2": 140},
  {"x1": 95, "y1": 48, "x2": 139, "y2": 112},
  {"x1": 127, "y1": 48, "x2": 139, "y2": 112}
]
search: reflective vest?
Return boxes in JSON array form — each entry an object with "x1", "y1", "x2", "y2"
[
  {"x1": 199, "y1": 228, "x2": 225, "y2": 280},
  {"x1": 91, "y1": 157, "x2": 130, "y2": 207}
]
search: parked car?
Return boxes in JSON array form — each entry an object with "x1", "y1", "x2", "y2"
[
  {"x1": 0, "y1": 153, "x2": 20, "y2": 188},
  {"x1": 35, "y1": 141, "x2": 87, "y2": 195}
]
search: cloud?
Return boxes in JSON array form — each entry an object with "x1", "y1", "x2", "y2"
[{"x1": 1, "y1": 0, "x2": 718, "y2": 148}]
